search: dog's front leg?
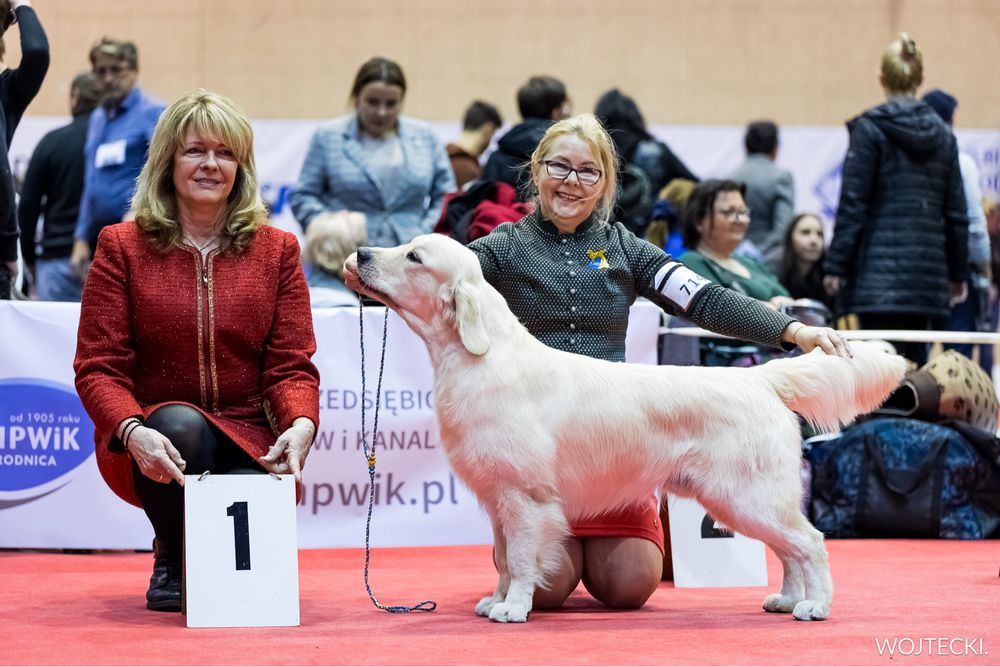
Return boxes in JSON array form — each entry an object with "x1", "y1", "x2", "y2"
[
  {"x1": 486, "y1": 490, "x2": 547, "y2": 623},
  {"x1": 475, "y1": 516, "x2": 511, "y2": 617}
]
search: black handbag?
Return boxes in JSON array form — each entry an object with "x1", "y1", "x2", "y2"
[
  {"x1": 856, "y1": 430, "x2": 946, "y2": 537},
  {"x1": 809, "y1": 418, "x2": 1000, "y2": 539}
]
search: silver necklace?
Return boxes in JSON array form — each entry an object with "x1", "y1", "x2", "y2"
[
  {"x1": 183, "y1": 232, "x2": 220, "y2": 254},
  {"x1": 183, "y1": 232, "x2": 221, "y2": 287}
]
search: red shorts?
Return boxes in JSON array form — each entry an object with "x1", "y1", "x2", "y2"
[{"x1": 570, "y1": 495, "x2": 665, "y2": 555}]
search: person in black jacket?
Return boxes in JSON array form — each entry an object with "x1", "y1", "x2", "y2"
[
  {"x1": 19, "y1": 73, "x2": 100, "y2": 300},
  {"x1": 0, "y1": 0, "x2": 48, "y2": 299},
  {"x1": 481, "y1": 75, "x2": 569, "y2": 196},
  {"x1": 594, "y1": 88, "x2": 698, "y2": 195},
  {"x1": 594, "y1": 89, "x2": 699, "y2": 237},
  {"x1": 824, "y1": 33, "x2": 968, "y2": 364}
]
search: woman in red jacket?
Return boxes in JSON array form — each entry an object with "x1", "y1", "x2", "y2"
[{"x1": 74, "y1": 90, "x2": 320, "y2": 612}]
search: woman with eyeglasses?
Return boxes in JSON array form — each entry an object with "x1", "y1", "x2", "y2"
[
  {"x1": 679, "y1": 179, "x2": 793, "y2": 310},
  {"x1": 0, "y1": 0, "x2": 47, "y2": 298},
  {"x1": 467, "y1": 115, "x2": 849, "y2": 614}
]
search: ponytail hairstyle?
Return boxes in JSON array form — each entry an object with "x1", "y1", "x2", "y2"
[{"x1": 880, "y1": 33, "x2": 923, "y2": 96}]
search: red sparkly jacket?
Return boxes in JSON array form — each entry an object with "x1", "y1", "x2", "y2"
[{"x1": 74, "y1": 222, "x2": 320, "y2": 507}]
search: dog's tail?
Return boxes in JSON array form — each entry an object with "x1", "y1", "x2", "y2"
[{"x1": 753, "y1": 341, "x2": 908, "y2": 432}]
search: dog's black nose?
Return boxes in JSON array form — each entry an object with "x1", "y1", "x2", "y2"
[{"x1": 357, "y1": 247, "x2": 372, "y2": 264}]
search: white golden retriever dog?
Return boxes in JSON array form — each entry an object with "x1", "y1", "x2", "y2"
[{"x1": 343, "y1": 234, "x2": 906, "y2": 623}]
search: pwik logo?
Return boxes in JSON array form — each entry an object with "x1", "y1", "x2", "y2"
[{"x1": 0, "y1": 379, "x2": 95, "y2": 505}]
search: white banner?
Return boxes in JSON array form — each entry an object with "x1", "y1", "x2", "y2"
[{"x1": 0, "y1": 300, "x2": 660, "y2": 549}]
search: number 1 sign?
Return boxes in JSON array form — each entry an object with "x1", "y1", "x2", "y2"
[{"x1": 184, "y1": 473, "x2": 300, "y2": 627}]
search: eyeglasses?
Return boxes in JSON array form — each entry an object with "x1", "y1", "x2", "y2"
[
  {"x1": 717, "y1": 207, "x2": 751, "y2": 221},
  {"x1": 543, "y1": 160, "x2": 602, "y2": 186}
]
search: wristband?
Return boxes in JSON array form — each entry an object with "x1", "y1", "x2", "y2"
[
  {"x1": 117, "y1": 417, "x2": 141, "y2": 438},
  {"x1": 121, "y1": 419, "x2": 143, "y2": 457}
]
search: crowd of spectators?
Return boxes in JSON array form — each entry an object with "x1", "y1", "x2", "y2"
[{"x1": 4, "y1": 27, "x2": 994, "y2": 368}]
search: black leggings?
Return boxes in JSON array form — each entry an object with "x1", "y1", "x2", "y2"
[{"x1": 131, "y1": 404, "x2": 265, "y2": 551}]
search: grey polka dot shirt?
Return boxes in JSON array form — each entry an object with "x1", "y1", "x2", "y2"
[{"x1": 468, "y1": 212, "x2": 796, "y2": 362}]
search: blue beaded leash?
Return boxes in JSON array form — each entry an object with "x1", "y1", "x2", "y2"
[{"x1": 359, "y1": 301, "x2": 437, "y2": 613}]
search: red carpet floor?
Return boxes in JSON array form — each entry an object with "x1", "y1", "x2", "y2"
[{"x1": 1, "y1": 540, "x2": 998, "y2": 666}]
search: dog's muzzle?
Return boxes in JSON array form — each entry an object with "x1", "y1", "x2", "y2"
[{"x1": 357, "y1": 246, "x2": 373, "y2": 266}]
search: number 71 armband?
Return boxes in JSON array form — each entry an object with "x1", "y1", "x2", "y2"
[{"x1": 653, "y1": 261, "x2": 711, "y2": 312}]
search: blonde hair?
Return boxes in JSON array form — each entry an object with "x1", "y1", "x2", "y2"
[
  {"x1": 303, "y1": 211, "x2": 367, "y2": 276},
  {"x1": 132, "y1": 89, "x2": 268, "y2": 253},
  {"x1": 528, "y1": 113, "x2": 619, "y2": 224},
  {"x1": 881, "y1": 33, "x2": 923, "y2": 95}
]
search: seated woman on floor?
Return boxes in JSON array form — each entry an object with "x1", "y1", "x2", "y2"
[
  {"x1": 465, "y1": 114, "x2": 849, "y2": 612},
  {"x1": 74, "y1": 90, "x2": 320, "y2": 612}
]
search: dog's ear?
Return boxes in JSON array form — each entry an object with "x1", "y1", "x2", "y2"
[{"x1": 453, "y1": 279, "x2": 490, "y2": 356}]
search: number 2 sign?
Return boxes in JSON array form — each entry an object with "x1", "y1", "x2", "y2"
[{"x1": 184, "y1": 474, "x2": 300, "y2": 627}]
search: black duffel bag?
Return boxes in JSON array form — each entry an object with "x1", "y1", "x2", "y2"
[{"x1": 807, "y1": 417, "x2": 1000, "y2": 539}]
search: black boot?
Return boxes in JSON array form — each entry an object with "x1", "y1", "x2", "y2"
[{"x1": 146, "y1": 538, "x2": 182, "y2": 612}]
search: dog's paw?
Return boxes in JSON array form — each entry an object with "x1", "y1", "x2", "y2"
[
  {"x1": 487, "y1": 601, "x2": 530, "y2": 623},
  {"x1": 792, "y1": 599, "x2": 830, "y2": 621},
  {"x1": 762, "y1": 593, "x2": 798, "y2": 613},
  {"x1": 475, "y1": 596, "x2": 496, "y2": 617}
]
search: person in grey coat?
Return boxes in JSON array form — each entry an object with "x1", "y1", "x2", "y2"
[
  {"x1": 290, "y1": 57, "x2": 455, "y2": 247},
  {"x1": 727, "y1": 120, "x2": 794, "y2": 258},
  {"x1": 824, "y1": 34, "x2": 968, "y2": 364}
]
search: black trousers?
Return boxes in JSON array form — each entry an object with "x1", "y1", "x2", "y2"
[
  {"x1": 131, "y1": 404, "x2": 265, "y2": 552},
  {"x1": 0, "y1": 263, "x2": 10, "y2": 300}
]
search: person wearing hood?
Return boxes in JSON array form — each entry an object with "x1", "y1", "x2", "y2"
[
  {"x1": 481, "y1": 75, "x2": 570, "y2": 196},
  {"x1": 922, "y1": 88, "x2": 992, "y2": 368},
  {"x1": 823, "y1": 33, "x2": 968, "y2": 364}
]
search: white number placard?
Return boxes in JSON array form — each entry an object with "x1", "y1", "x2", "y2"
[
  {"x1": 666, "y1": 494, "x2": 768, "y2": 588},
  {"x1": 184, "y1": 473, "x2": 300, "y2": 627}
]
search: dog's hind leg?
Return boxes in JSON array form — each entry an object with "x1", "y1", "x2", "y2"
[
  {"x1": 700, "y1": 497, "x2": 832, "y2": 621},
  {"x1": 487, "y1": 489, "x2": 567, "y2": 623},
  {"x1": 763, "y1": 553, "x2": 805, "y2": 614},
  {"x1": 785, "y1": 518, "x2": 833, "y2": 622},
  {"x1": 750, "y1": 511, "x2": 832, "y2": 621},
  {"x1": 475, "y1": 516, "x2": 511, "y2": 617}
]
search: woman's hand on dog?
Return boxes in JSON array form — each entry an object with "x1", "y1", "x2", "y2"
[{"x1": 785, "y1": 323, "x2": 853, "y2": 358}]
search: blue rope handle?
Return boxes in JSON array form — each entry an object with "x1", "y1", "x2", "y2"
[{"x1": 359, "y1": 301, "x2": 437, "y2": 613}]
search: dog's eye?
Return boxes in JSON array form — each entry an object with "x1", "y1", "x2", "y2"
[{"x1": 406, "y1": 250, "x2": 423, "y2": 264}]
